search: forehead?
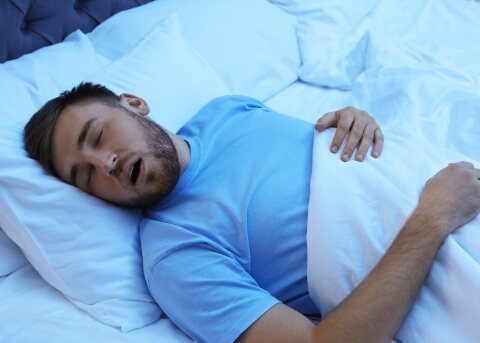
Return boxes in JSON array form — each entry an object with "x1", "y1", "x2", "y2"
[{"x1": 59, "y1": 101, "x2": 117, "y2": 124}]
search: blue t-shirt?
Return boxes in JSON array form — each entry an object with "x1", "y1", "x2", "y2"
[{"x1": 140, "y1": 96, "x2": 319, "y2": 342}]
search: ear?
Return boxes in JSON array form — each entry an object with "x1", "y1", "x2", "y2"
[{"x1": 119, "y1": 93, "x2": 150, "y2": 116}]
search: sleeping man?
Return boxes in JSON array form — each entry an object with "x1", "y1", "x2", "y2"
[{"x1": 24, "y1": 82, "x2": 480, "y2": 343}]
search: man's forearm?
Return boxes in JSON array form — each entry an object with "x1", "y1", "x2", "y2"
[{"x1": 311, "y1": 210, "x2": 447, "y2": 343}]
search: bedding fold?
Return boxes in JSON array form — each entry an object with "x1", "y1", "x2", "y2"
[
  {"x1": 307, "y1": 126, "x2": 480, "y2": 343},
  {"x1": 306, "y1": 14, "x2": 480, "y2": 337}
]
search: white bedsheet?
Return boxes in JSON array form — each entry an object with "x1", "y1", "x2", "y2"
[
  {"x1": 0, "y1": 264, "x2": 193, "y2": 343},
  {"x1": 308, "y1": 130, "x2": 480, "y2": 342},
  {"x1": 306, "y1": 1, "x2": 480, "y2": 341}
]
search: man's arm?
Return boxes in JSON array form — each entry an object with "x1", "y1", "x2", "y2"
[{"x1": 238, "y1": 162, "x2": 480, "y2": 343}]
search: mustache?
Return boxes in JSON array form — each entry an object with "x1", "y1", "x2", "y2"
[{"x1": 111, "y1": 153, "x2": 137, "y2": 179}]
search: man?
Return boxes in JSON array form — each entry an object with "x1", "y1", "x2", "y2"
[{"x1": 24, "y1": 82, "x2": 480, "y2": 343}]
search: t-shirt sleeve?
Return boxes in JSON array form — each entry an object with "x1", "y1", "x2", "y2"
[{"x1": 145, "y1": 242, "x2": 280, "y2": 343}]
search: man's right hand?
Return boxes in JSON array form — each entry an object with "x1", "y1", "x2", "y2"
[{"x1": 417, "y1": 161, "x2": 480, "y2": 237}]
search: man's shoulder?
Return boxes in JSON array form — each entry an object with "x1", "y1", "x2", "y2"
[
  {"x1": 178, "y1": 95, "x2": 267, "y2": 134},
  {"x1": 201, "y1": 95, "x2": 265, "y2": 112}
]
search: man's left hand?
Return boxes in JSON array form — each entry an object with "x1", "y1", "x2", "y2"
[{"x1": 315, "y1": 106, "x2": 384, "y2": 162}]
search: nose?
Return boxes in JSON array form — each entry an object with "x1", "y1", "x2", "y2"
[{"x1": 85, "y1": 150, "x2": 118, "y2": 175}]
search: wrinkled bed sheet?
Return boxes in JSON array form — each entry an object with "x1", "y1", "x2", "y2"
[
  {"x1": 307, "y1": 2, "x2": 480, "y2": 343},
  {"x1": 306, "y1": 0, "x2": 480, "y2": 342}
]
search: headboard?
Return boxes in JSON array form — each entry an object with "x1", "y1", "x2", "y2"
[{"x1": 0, "y1": 0, "x2": 153, "y2": 64}]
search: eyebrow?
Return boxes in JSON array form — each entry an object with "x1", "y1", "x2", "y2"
[{"x1": 70, "y1": 117, "x2": 97, "y2": 186}]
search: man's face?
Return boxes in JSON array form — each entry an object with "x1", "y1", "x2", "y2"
[{"x1": 51, "y1": 99, "x2": 180, "y2": 208}]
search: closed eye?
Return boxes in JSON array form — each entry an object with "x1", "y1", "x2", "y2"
[
  {"x1": 95, "y1": 130, "x2": 103, "y2": 147},
  {"x1": 87, "y1": 165, "x2": 93, "y2": 187}
]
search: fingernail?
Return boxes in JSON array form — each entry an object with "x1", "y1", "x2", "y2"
[
  {"x1": 331, "y1": 145, "x2": 338, "y2": 153},
  {"x1": 356, "y1": 153, "x2": 364, "y2": 161},
  {"x1": 342, "y1": 153, "x2": 350, "y2": 161},
  {"x1": 372, "y1": 151, "x2": 379, "y2": 158}
]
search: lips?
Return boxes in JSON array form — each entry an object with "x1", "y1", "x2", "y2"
[
  {"x1": 124, "y1": 158, "x2": 144, "y2": 186},
  {"x1": 130, "y1": 159, "x2": 141, "y2": 184}
]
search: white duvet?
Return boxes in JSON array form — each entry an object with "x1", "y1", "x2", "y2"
[{"x1": 306, "y1": 9, "x2": 480, "y2": 342}]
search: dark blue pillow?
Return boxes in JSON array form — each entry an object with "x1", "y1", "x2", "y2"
[{"x1": 0, "y1": 0, "x2": 152, "y2": 63}]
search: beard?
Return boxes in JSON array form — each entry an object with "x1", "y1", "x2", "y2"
[{"x1": 115, "y1": 110, "x2": 181, "y2": 208}]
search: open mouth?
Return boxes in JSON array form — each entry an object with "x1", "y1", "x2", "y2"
[{"x1": 130, "y1": 159, "x2": 141, "y2": 184}]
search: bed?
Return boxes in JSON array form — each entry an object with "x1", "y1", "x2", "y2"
[{"x1": 1, "y1": 0, "x2": 480, "y2": 342}]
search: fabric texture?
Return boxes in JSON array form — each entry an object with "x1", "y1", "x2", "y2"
[
  {"x1": 88, "y1": 0, "x2": 300, "y2": 101},
  {"x1": 306, "y1": 5, "x2": 480, "y2": 338},
  {"x1": 141, "y1": 95, "x2": 319, "y2": 343},
  {"x1": 0, "y1": 229, "x2": 28, "y2": 277},
  {"x1": 309, "y1": 129, "x2": 480, "y2": 343},
  {"x1": 0, "y1": 0, "x2": 152, "y2": 63},
  {"x1": 0, "y1": 122, "x2": 160, "y2": 332},
  {"x1": 0, "y1": 30, "x2": 108, "y2": 126},
  {"x1": 89, "y1": 13, "x2": 230, "y2": 133},
  {"x1": 294, "y1": 0, "x2": 380, "y2": 89}
]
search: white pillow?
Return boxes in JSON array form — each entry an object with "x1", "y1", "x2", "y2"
[
  {"x1": 0, "y1": 30, "x2": 108, "y2": 127},
  {"x1": 0, "y1": 13, "x2": 231, "y2": 332},
  {"x1": 271, "y1": 0, "x2": 380, "y2": 89},
  {"x1": 0, "y1": 229, "x2": 28, "y2": 277},
  {"x1": 88, "y1": 13, "x2": 231, "y2": 133},
  {"x1": 297, "y1": 17, "x2": 369, "y2": 89},
  {"x1": 268, "y1": 0, "x2": 379, "y2": 22},
  {"x1": 0, "y1": 123, "x2": 160, "y2": 332},
  {"x1": 0, "y1": 28, "x2": 161, "y2": 331},
  {"x1": 88, "y1": 0, "x2": 300, "y2": 101}
]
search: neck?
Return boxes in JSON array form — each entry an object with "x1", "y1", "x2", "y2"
[{"x1": 168, "y1": 132, "x2": 191, "y2": 175}]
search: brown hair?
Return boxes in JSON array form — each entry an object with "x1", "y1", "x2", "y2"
[{"x1": 24, "y1": 82, "x2": 121, "y2": 176}]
